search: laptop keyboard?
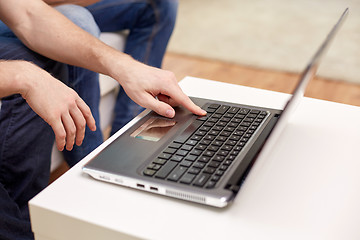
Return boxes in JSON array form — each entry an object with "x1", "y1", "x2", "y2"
[{"x1": 143, "y1": 103, "x2": 268, "y2": 189}]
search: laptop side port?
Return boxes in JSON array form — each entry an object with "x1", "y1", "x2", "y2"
[
  {"x1": 150, "y1": 186, "x2": 158, "y2": 191},
  {"x1": 136, "y1": 183, "x2": 145, "y2": 188}
]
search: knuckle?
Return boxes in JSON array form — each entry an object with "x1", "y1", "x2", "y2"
[
  {"x1": 79, "y1": 118, "x2": 86, "y2": 128},
  {"x1": 68, "y1": 100, "x2": 77, "y2": 109},
  {"x1": 48, "y1": 111, "x2": 62, "y2": 123},
  {"x1": 56, "y1": 132, "x2": 66, "y2": 142},
  {"x1": 168, "y1": 71, "x2": 176, "y2": 79},
  {"x1": 69, "y1": 127, "x2": 76, "y2": 136},
  {"x1": 82, "y1": 108, "x2": 92, "y2": 118},
  {"x1": 163, "y1": 70, "x2": 176, "y2": 81}
]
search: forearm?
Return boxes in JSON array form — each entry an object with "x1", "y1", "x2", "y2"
[{"x1": 0, "y1": 0, "x2": 128, "y2": 79}]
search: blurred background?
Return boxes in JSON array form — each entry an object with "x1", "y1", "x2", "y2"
[{"x1": 167, "y1": 0, "x2": 359, "y2": 84}]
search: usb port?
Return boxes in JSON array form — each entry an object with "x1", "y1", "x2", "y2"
[
  {"x1": 136, "y1": 183, "x2": 145, "y2": 188},
  {"x1": 150, "y1": 186, "x2": 158, "y2": 191}
]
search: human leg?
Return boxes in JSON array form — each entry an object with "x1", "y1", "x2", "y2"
[
  {"x1": 87, "y1": 0, "x2": 178, "y2": 134},
  {"x1": 0, "y1": 183, "x2": 33, "y2": 240},
  {"x1": 0, "y1": 36, "x2": 67, "y2": 240},
  {"x1": 87, "y1": 0, "x2": 178, "y2": 67}
]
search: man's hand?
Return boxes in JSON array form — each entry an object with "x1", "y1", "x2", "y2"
[
  {"x1": 22, "y1": 62, "x2": 96, "y2": 151},
  {"x1": 111, "y1": 59, "x2": 207, "y2": 118},
  {"x1": 0, "y1": 60, "x2": 96, "y2": 151}
]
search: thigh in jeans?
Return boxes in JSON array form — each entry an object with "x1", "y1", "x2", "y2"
[{"x1": 0, "y1": 36, "x2": 67, "y2": 240}]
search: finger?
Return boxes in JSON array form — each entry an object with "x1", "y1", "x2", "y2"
[
  {"x1": 161, "y1": 85, "x2": 206, "y2": 116},
  {"x1": 142, "y1": 94, "x2": 176, "y2": 118},
  {"x1": 69, "y1": 106, "x2": 86, "y2": 146},
  {"x1": 76, "y1": 98, "x2": 96, "y2": 132},
  {"x1": 50, "y1": 119, "x2": 67, "y2": 151},
  {"x1": 61, "y1": 112, "x2": 77, "y2": 151},
  {"x1": 157, "y1": 94, "x2": 174, "y2": 106},
  {"x1": 158, "y1": 94, "x2": 188, "y2": 108}
]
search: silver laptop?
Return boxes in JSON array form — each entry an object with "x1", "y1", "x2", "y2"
[{"x1": 83, "y1": 9, "x2": 348, "y2": 208}]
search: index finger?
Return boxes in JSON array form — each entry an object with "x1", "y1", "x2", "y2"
[{"x1": 164, "y1": 84, "x2": 207, "y2": 116}]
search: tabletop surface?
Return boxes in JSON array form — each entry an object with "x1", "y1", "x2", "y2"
[{"x1": 30, "y1": 77, "x2": 360, "y2": 240}]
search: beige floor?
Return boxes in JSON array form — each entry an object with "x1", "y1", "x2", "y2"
[{"x1": 163, "y1": 52, "x2": 360, "y2": 107}]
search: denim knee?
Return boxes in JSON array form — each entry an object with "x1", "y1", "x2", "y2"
[
  {"x1": 55, "y1": 4, "x2": 101, "y2": 38},
  {"x1": 153, "y1": 0, "x2": 178, "y2": 29}
]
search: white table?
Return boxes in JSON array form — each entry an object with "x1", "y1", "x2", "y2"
[{"x1": 30, "y1": 77, "x2": 360, "y2": 240}]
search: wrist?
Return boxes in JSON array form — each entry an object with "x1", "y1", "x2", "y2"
[
  {"x1": 13, "y1": 61, "x2": 38, "y2": 99},
  {"x1": 99, "y1": 48, "x2": 137, "y2": 84},
  {"x1": 0, "y1": 60, "x2": 32, "y2": 97}
]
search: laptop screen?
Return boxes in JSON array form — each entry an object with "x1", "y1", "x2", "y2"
[{"x1": 254, "y1": 8, "x2": 348, "y2": 162}]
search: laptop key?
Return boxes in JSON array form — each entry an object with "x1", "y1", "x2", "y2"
[
  {"x1": 153, "y1": 158, "x2": 167, "y2": 165},
  {"x1": 158, "y1": 153, "x2": 172, "y2": 160},
  {"x1": 155, "y1": 161, "x2": 178, "y2": 179},
  {"x1": 186, "y1": 139, "x2": 198, "y2": 146},
  {"x1": 185, "y1": 154, "x2": 197, "y2": 162},
  {"x1": 206, "y1": 181, "x2": 217, "y2": 189},
  {"x1": 180, "y1": 173, "x2": 196, "y2": 184},
  {"x1": 163, "y1": 147, "x2": 177, "y2": 154},
  {"x1": 188, "y1": 168, "x2": 200, "y2": 175},
  {"x1": 181, "y1": 145, "x2": 193, "y2": 151},
  {"x1": 167, "y1": 166, "x2": 188, "y2": 182},
  {"x1": 215, "y1": 105, "x2": 230, "y2": 114},
  {"x1": 169, "y1": 142, "x2": 182, "y2": 149},
  {"x1": 173, "y1": 120, "x2": 203, "y2": 144},
  {"x1": 208, "y1": 161, "x2": 220, "y2": 168},
  {"x1": 198, "y1": 156, "x2": 211, "y2": 163},
  {"x1": 239, "y1": 108, "x2": 250, "y2": 114},
  {"x1": 143, "y1": 169, "x2": 156, "y2": 176},
  {"x1": 180, "y1": 160, "x2": 193, "y2": 167},
  {"x1": 176, "y1": 149, "x2": 188, "y2": 156},
  {"x1": 208, "y1": 103, "x2": 220, "y2": 109},
  {"x1": 196, "y1": 116, "x2": 208, "y2": 121},
  {"x1": 229, "y1": 107, "x2": 240, "y2": 114},
  {"x1": 203, "y1": 167, "x2": 216, "y2": 174},
  {"x1": 193, "y1": 173, "x2": 211, "y2": 187},
  {"x1": 193, "y1": 162, "x2": 206, "y2": 169},
  {"x1": 170, "y1": 155, "x2": 183, "y2": 162}
]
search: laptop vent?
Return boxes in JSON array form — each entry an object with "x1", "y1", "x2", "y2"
[{"x1": 165, "y1": 190, "x2": 206, "y2": 204}]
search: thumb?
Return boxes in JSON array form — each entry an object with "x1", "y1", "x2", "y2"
[{"x1": 143, "y1": 94, "x2": 175, "y2": 118}]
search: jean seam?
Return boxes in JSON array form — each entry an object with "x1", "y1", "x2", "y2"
[
  {"x1": 0, "y1": 107, "x2": 17, "y2": 183},
  {"x1": 143, "y1": 0, "x2": 160, "y2": 65}
]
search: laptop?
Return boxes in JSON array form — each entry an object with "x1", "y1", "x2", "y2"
[{"x1": 83, "y1": 9, "x2": 348, "y2": 208}]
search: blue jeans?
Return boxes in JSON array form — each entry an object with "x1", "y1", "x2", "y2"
[
  {"x1": 0, "y1": 1, "x2": 177, "y2": 239},
  {"x1": 87, "y1": 0, "x2": 178, "y2": 135},
  {"x1": 0, "y1": 38, "x2": 67, "y2": 240}
]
